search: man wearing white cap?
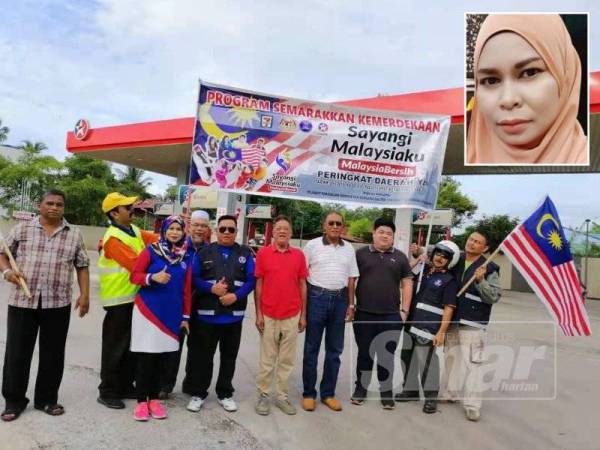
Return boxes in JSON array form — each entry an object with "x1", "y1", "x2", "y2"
[{"x1": 162, "y1": 210, "x2": 211, "y2": 398}]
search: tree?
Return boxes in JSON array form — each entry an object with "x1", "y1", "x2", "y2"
[
  {"x1": 19, "y1": 140, "x2": 48, "y2": 156},
  {"x1": 248, "y1": 196, "x2": 323, "y2": 237},
  {"x1": 348, "y1": 217, "x2": 372, "y2": 242},
  {"x1": 0, "y1": 118, "x2": 8, "y2": 143},
  {"x1": 436, "y1": 176, "x2": 478, "y2": 227},
  {"x1": 115, "y1": 166, "x2": 153, "y2": 199},
  {"x1": 454, "y1": 214, "x2": 520, "y2": 252},
  {"x1": 58, "y1": 156, "x2": 117, "y2": 226},
  {"x1": 0, "y1": 141, "x2": 62, "y2": 211},
  {"x1": 163, "y1": 184, "x2": 178, "y2": 202}
]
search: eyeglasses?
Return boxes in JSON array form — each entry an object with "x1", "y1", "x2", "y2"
[
  {"x1": 327, "y1": 221, "x2": 343, "y2": 227},
  {"x1": 218, "y1": 226, "x2": 236, "y2": 234}
]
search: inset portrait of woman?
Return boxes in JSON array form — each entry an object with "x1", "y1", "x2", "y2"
[{"x1": 465, "y1": 14, "x2": 589, "y2": 165}]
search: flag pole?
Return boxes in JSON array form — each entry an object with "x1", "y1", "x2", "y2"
[
  {"x1": 456, "y1": 245, "x2": 503, "y2": 297},
  {"x1": 416, "y1": 211, "x2": 435, "y2": 292},
  {"x1": 0, "y1": 237, "x2": 32, "y2": 299}
]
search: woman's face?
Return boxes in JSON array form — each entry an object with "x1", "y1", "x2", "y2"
[
  {"x1": 476, "y1": 31, "x2": 561, "y2": 149},
  {"x1": 165, "y1": 222, "x2": 184, "y2": 244}
]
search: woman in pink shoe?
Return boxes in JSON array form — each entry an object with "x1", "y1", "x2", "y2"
[{"x1": 130, "y1": 216, "x2": 192, "y2": 421}]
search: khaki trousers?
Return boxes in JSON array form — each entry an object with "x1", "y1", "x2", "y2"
[
  {"x1": 256, "y1": 313, "x2": 300, "y2": 400},
  {"x1": 441, "y1": 325, "x2": 486, "y2": 411}
]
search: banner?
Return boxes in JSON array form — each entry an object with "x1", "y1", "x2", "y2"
[
  {"x1": 178, "y1": 185, "x2": 218, "y2": 209},
  {"x1": 190, "y1": 81, "x2": 451, "y2": 209}
]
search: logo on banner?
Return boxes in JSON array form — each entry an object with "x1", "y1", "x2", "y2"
[
  {"x1": 74, "y1": 119, "x2": 90, "y2": 140},
  {"x1": 280, "y1": 117, "x2": 296, "y2": 130},
  {"x1": 299, "y1": 120, "x2": 313, "y2": 132},
  {"x1": 318, "y1": 122, "x2": 329, "y2": 132},
  {"x1": 260, "y1": 114, "x2": 273, "y2": 128}
]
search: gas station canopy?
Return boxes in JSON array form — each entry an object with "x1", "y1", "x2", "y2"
[{"x1": 66, "y1": 73, "x2": 600, "y2": 177}]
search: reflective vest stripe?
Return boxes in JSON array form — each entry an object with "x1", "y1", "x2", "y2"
[
  {"x1": 197, "y1": 309, "x2": 245, "y2": 316},
  {"x1": 98, "y1": 225, "x2": 146, "y2": 307},
  {"x1": 465, "y1": 293, "x2": 482, "y2": 302},
  {"x1": 97, "y1": 266, "x2": 128, "y2": 275},
  {"x1": 459, "y1": 318, "x2": 486, "y2": 329},
  {"x1": 204, "y1": 279, "x2": 243, "y2": 287},
  {"x1": 409, "y1": 326, "x2": 434, "y2": 341},
  {"x1": 416, "y1": 302, "x2": 444, "y2": 316}
]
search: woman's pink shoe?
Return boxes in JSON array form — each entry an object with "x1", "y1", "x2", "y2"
[
  {"x1": 148, "y1": 400, "x2": 167, "y2": 419},
  {"x1": 134, "y1": 402, "x2": 150, "y2": 421}
]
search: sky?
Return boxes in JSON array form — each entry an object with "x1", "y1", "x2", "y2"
[{"x1": 0, "y1": 0, "x2": 598, "y2": 230}]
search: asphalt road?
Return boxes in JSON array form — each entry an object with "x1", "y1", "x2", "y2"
[{"x1": 0, "y1": 253, "x2": 599, "y2": 450}]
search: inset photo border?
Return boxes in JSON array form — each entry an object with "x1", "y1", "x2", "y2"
[{"x1": 464, "y1": 12, "x2": 589, "y2": 167}]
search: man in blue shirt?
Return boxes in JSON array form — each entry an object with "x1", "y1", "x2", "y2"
[{"x1": 186, "y1": 215, "x2": 255, "y2": 413}]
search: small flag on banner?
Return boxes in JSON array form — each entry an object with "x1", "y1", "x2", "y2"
[{"x1": 500, "y1": 196, "x2": 591, "y2": 336}]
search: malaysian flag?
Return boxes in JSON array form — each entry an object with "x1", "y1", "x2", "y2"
[
  {"x1": 241, "y1": 144, "x2": 266, "y2": 170},
  {"x1": 500, "y1": 196, "x2": 591, "y2": 336}
]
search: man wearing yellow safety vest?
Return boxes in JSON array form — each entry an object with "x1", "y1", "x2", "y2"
[{"x1": 97, "y1": 193, "x2": 158, "y2": 409}]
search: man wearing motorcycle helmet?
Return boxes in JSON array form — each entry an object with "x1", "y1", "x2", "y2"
[{"x1": 396, "y1": 240, "x2": 459, "y2": 414}]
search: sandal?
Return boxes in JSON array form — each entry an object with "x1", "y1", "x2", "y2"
[
  {"x1": 34, "y1": 403, "x2": 65, "y2": 416},
  {"x1": 1, "y1": 408, "x2": 23, "y2": 422}
]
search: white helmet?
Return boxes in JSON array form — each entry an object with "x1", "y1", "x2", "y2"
[{"x1": 433, "y1": 240, "x2": 460, "y2": 269}]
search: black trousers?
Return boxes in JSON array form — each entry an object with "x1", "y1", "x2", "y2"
[
  {"x1": 98, "y1": 303, "x2": 136, "y2": 399},
  {"x1": 185, "y1": 318, "x2": 243, "y2": 399},
  {"x1": 2, "y1": 302, "x2": 71, "y2": 410},
  {"x1": 352, "y1": 311, "x2": 403, "y2": 396},
  {"x1": 400, "y1": 332, "x2": 440, "y2": 398},
  {"x1": 135, "y1": 352, "x2": 167, "y2": 402},
  {"x1": 159, "y1": 330, "x2": 187, "y2": 393}
]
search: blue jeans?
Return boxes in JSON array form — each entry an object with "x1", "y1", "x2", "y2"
[{"x1": 302, "y1": 286, "x2": 347, "y2": 399}]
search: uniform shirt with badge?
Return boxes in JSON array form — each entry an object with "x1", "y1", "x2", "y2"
[{"x1": 355, "y1": 245, "x2": 413, "y2": 314}]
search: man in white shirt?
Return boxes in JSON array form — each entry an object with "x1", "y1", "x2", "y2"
[{"x1": 301, "y1": 211, "x2": 359, "y2": 412}]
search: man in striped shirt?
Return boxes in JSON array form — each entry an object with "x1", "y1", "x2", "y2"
[
  {"x1": 0, "y1": 189, "x2": 90, "y2": 421},
  {"x1": 301, "y1": 211, "x2": 359, "y2": 412}
]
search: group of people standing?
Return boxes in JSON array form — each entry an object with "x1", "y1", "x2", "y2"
[{"x1": 0, "y1": 190, "x2": 500, "y2": 425}]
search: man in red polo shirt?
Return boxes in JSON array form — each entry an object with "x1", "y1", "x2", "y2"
[{"x1": 254, "y1": 215, "x2": 307, "y2": 416}]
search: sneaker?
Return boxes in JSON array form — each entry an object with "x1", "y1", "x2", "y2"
[
  {"x1": 148, "y1": 400, "x2": 167, "y2": 419},
  {"x1": 218, "y1": 397, "x2": 238, "y2": 412},
  {"x1": 274, "y1": 398, "x2": 297, "y2": 415},
  {"x1": 394, "y1": 391, "x2": 419, "y2": 402},
  {"x1": 351, "y1": 387, "x2": 367, "y2": 405},
  {"x1": 255, "y1": 394, "x2": 270, "y2": 416},
  {"x1": 465, "y1": 407, "x2": 481, "y2": 422},
  {"x1": 187, "y1": 396, "x2": 204, "y2": 413},
  {"x1": 133, "y1": 402, "x2": 150, "y2": 421}
]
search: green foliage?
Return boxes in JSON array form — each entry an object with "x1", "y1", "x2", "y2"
[
  {"x1": 348, "y1": 217, "x2": 372, "y2": 242},
  {"x1": 0, "y1": 118, "x2": 9, "y2": 143},
  {"x1": 436, "y1": 176, "x2": 478, "y2": 227},
  {"x1": 0, "y1": 141, "x2": 62, "y2": 209},
  {"x1": 115, "y1": 166, "x2": 153, "y2": 199},
  {"x1": 58, "y1": 156, "x2": 118, "y2": 226},
  {"x1": 164, "y1": 184, "x2": 178, "y2": 202},
  {"x1": 248, "y1": 196, "x2": 323, "y2": 237},
  {"x1": 454, "y1": 214, "x2": 520, "y2": 252}
]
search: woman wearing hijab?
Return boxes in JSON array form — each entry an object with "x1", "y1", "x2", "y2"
[
  {"x1": 129, "y1": 216, "x2": 192, "y2": 421},
  {"x1": 467, "y1": 14, "x2": 588, "y2": 165}
]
